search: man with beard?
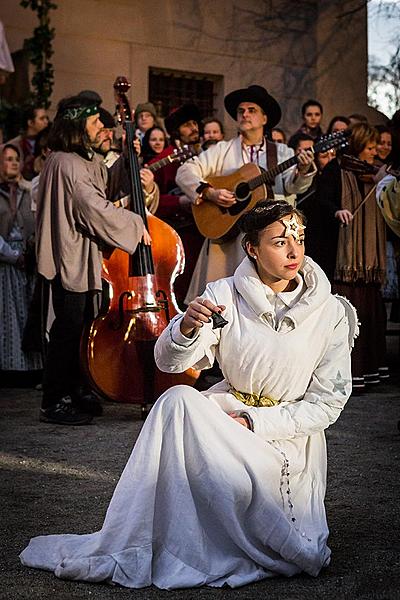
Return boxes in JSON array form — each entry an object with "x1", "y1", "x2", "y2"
[
  {"x1": 149, "y1": 103, "x2": 204, "y2": 307},
  {"x1": 93, "y1": 106, "x2": 159, "y2": 214},
  {"x1": 36, "y1": 95, "x2": 149, "y2": 425}
]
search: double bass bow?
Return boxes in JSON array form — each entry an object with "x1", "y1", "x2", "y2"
[{"x1": 81, "y1": 76, "x2": 199, "y2": 417}]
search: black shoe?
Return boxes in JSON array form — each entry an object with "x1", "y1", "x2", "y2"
[
  {"x1": 40, "y1": 396, "x2": 93, "y2": 425},
  {"x1": 76, "y1": 392, "x2": 103, "y2": 416}
]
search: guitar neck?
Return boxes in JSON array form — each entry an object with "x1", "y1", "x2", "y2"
[
  {"x1": 249, "y1": 155, "x2": 299, "y2": 191},
  {"x1": 148, "y1": 154, "x2": 174, "y2": 173}
]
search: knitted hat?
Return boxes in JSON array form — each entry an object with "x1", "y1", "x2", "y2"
[{"x1": 135, "y1": 102, "x2": 157, "y2": 120}]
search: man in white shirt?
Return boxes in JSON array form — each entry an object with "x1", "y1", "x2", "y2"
[{"x1": 176, "y1": 84, "x2": 316, "y2": 302}]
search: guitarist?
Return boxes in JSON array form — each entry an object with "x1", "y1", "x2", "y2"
[{"x1": 176, "y1": 84, "x2": 316, "y2": 303}]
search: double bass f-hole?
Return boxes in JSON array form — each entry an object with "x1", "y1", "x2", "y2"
[{"x1": 112, "y1": 289, "x2": 171, "y2": 331}]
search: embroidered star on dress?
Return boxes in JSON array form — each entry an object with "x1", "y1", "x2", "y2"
[
  {"x1": 330, "y1": 371, "x2": 350, "y2": 395},
  {"x1": 281, "y1": 215, "x2": 306, "y2": 240}
]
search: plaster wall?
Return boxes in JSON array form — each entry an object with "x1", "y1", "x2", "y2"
[{"x1": 1, "y1": 0, "x2": 384, "y2": 139}]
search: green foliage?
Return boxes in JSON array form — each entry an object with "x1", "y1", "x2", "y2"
[{"x1": 20, "y1": 0, "x2": 57, "y2": 108}]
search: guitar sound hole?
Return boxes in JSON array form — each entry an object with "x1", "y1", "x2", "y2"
[{"x1": 235, "y1": 182, "x2": 251, "y2": 202}]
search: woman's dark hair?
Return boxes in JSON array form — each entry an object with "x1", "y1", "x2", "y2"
[
  {"x1": 201, "y1": 117, "x2": 224, "y2": 136},
  {"x1": 375, "y1": 124, "x2": 391, "y2": 137},
  {"x1": 301, "y1": 99, "x2": 323, "y2": 116},
  {"x1": 2, "y1": 143, "x2": 21, "y2": 159},
  {"x1": 141, "y1": 126, "x2": 167, "y2": 163},
  {"x1": 48, "y1": 96, "x2": 96, "y2": 154},
  {"x1": 240, "y1": 200, "x2": 306, "y2": 264},
  {"x1": 327, "y1": 115, "x2": 350, "y2": 134}
]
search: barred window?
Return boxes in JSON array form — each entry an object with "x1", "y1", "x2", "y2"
[{"x1": 149, "y1": 67, "x2": 221, "y2": 121}]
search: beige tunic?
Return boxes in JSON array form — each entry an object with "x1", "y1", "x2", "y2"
[{"x1": 36, "y1": 151, "x2": 144, "y2": 292}]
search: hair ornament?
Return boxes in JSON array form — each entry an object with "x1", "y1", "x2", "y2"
[{"x1": 281, "y1": 215, "x2": 306, "y2": 240}]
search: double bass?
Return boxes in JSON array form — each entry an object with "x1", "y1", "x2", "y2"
[{"x1": 81, "y1": 76, "x2": 198, "y2": 417}]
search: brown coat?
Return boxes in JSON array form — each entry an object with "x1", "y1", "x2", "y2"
[{"x1": 36, "y1": 151, "x2": 144, "y2": 292}]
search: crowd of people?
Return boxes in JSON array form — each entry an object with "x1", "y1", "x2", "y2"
[
  {"x1": 0, "y1": 82, "x2": 397, "y2": 590},
  {"x1": 1, "y1": 89, "x2": 399, "y2": 401}
]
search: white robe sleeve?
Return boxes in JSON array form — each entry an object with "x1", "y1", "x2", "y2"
[
  {"x1": 176, "y1": 142, "x2": 229, "y2": 204},
  {"x1": 154, "y1": 288, "x2": 222, "y2": 372},
  {"x1": 278, "y1": 144, "x2": 317, "y2": 196},
  {"x1": 243, "y1": 313, "x2": 352, "y2": 441}
]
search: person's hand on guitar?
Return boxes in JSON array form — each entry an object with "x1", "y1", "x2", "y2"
[
  {"x1": 203, "y1": 187, "x2": 236, "y2": 208},
  {"x1": 296, "y1": 149, "x2": 315, "y2": 175}
]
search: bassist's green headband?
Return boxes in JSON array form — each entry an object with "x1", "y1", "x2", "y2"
[{"x1": 61, "y1": 104, "x2": 99, "y2": 120}]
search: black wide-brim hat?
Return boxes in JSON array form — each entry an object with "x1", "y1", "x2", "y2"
[
  {"x1": 164, "y1": 103, "x2": 201, "y2": 135},
  {"x1": 224, "y1": 85, "x2": 281, "y2": 128}
]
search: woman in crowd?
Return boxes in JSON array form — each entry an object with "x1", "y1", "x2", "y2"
[
  {"x1": 21, "y1": 200, "x2": 355, "y2": 590},
  {"x1": 0, "y1": 144, "x2": 42, "y2": 375},
  {"x1": 315, "y1": 122, "x2": 387, "y2": 391},
  {"x1": 327, "y1": 115, "x2": 350, "y2": 134},
  {"x1": 271, "y1": 127, "x2": 287, "y2": 144},
  {"x1": 202, "y1": 117, "x2": 224, "y2": 143},
  {"x1": 375, "y1": 125, "x2": 392, "y2": 163},
  {"x1": 141, "y1": 125, "x2": 167, "y2": 165}
]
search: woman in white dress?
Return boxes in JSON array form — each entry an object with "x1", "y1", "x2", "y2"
[{"x1": 20, "y1": 200, "x2": 356, "y2": 589}]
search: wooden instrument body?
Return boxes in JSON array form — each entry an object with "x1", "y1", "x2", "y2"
[
  {"x1": 192, "y1": 163, "x2": 267, "y2": 239},
  {"x1": 82, "y1": 215, "x2": 198, "y2": 405}
]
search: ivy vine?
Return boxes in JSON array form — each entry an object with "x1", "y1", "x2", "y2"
[{"x1": 20, "y1": 0, "x2": 57, "y2": 108}]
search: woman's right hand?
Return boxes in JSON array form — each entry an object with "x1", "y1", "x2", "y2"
[
  {"x1": 180, "y1": 297, "x2": 226, "y2": 337},
  {"x1": 335, "y1": 209, "x2": 353, "y2": 225}
]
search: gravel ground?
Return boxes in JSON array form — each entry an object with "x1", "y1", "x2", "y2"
[{"x1": 1, "y1": 347, "x2": 399, "y2": 600}]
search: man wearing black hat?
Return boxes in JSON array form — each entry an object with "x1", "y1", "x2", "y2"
[
  {"x1": 176, "y1": 85, "x2": 316, "y2": 302},
  {"x1": 150, "y1": 103, "x2": 204, "y2": 307}
]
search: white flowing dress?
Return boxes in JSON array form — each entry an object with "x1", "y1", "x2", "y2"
[{"x1": 20, "y1": 257, "x2": 355, "y2": 589}]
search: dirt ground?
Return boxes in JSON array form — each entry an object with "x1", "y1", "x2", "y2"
[{"x1": 1, "y1": 343, "x2": 400, "y2": 600}]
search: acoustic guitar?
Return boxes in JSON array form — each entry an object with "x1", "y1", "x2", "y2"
[{"x1": 192, "y1": 130, "x2": 349, "y2": 239}]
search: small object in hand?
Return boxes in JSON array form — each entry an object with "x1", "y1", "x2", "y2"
[{"x1": 211, "y1": 310, "x2": 228, "y2": 329}]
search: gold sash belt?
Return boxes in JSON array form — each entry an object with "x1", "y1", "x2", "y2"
[{"x1": 230, "y1": 388, "x2": 279, "y2": 408}]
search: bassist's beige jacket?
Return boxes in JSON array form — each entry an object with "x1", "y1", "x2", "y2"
[{"x1": 36, "y1": 151, "x2": 144, "y2": 292}]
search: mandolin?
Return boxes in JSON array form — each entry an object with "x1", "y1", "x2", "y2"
[
  {"x1": 146, "y1": 145, "x2": 198, "y2": 173},
  {"x1": 192, "y1": 130, "x2": 350, "y2": 239}
]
